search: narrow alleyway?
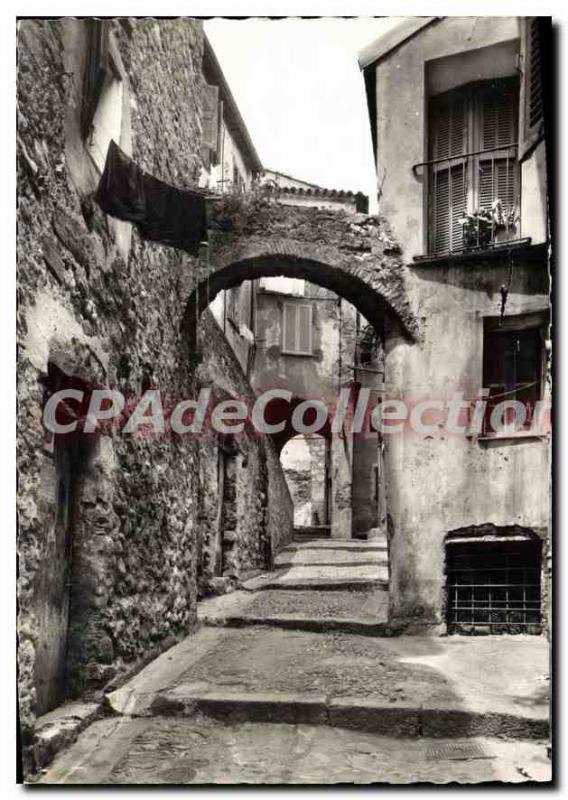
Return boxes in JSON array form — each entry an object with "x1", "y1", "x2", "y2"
[{"x1": 37, "y1": 532, "x2": 550, "y2": 784}]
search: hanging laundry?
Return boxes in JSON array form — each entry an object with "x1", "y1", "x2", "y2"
[{"x1": 95, "y1": 140, "x2": 207, "y2": 255}]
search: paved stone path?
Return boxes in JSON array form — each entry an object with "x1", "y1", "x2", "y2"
[
  {"x1": 40, "y1": 717, "x2": 551, "y2": 784},
  {"x1": 37, "y1": 535, "x2": 551, "y2": 784},
  {"x1": 241, "y1": 537, "x2": 389, "y2": 591}
]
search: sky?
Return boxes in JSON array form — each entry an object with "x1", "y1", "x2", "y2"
[{"x1": 204, "y1": 17, "x2": 404, "y2": 213}]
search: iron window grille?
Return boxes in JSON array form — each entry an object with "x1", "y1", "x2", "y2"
[{"x1": 446, "y1": 539, "x2": 542, "y2": 635}]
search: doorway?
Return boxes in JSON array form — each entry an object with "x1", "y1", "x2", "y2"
[
  {"x1": 33, "y1": 435, "x2": 86, "y2": 715},
  {"x1": 280, "y1": 433, "x2": 330, "y2": 532}
]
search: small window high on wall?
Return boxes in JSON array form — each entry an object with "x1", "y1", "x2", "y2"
[
  {"x1": 428, "y1": 78, "x2": 519, "y2": 256},
  {"x1": 282, "y1": 302, "x2": 313, "y2": 356},
  {"x1": 482, "y1": 317, "x2": 544, "y2": 436},
  {"x1": 82, "y1": 20, "x2": 126, "y2": 173}
]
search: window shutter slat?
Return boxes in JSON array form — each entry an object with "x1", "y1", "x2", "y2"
[
  {"x1": 520, "y1": 18, "x2": 545, "y2": 158},
  {"x1": 297, "y1": 305, "x2": 312, "y2": 354},
  {"x1": 282, "y1": 303, "x2": 312, "y2": 354},
  {"x1": 450, "y1": 99, "x2": 466, "y2": 158},
  {"x1": 449, "y1": 164, "x2": 466, "y2": 251},
  {"x1": 482, "y1": 84, "x2": 517, "y2": 150},
  {"x1": 228, "y1": 287, "x2": 240, "y2": 325},
  {"x1": 82, "y1": 20, "x2": 111, "y2": 139},
  {"x1": 431, "y1": 95, "x2": 466, "y2": 161},
  {"x1": 432, "y1": 165, "x2": 465, "y2": 254},
  {"x1": 478, "y1": 160, "x2": 494, "y2": 210},
  {"x1": 201, "y1": 84, "x2": 219, "y2": 151},
  {"x1": 430, "y1": 92, "x2": 467, "y2": 254},
  {"x1": 478, "y1": 158, "x2": 517, "y2": 213},
  {"x1": 528, "y1": 19, "x2": 544, "y2": 131},
  {"x1": 433, "y1": 169, "x2": 450, "y2": 254},
  {"x1": 283, "y1": 304, "x2": 296, "y2": 352}
]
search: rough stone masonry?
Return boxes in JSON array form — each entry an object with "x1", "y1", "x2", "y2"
[{"x1": 17, "y1": 18, "x2": 296, "y2": 772}]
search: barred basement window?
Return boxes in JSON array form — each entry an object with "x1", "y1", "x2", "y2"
[
  {"x1": 446, "y1": 538, "x2": 542, "y2": 635},
  {"x1": 428, "y1": 79, "x2": 519, "y2": 256},
  {"x1": 282, "y1": 302, "x2": 313, "y2": 355}
]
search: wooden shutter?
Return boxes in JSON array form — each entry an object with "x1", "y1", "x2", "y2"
[
  {"x1": 227, "y1": 286, "x2": 240, "y2": 325},
  {"x1": 297, "y1": 304, "x2": 312, "y2": 354},
  {"x1": 478, "y1": 158, "x2": 518, "y2": 214},
  {"x1": 477, "y1": 81, "x2": 519, "y2": 215},
  {"x1": 283, "y1": 304, "x2": 296, "y2": 352},
  {"x1": 201, "y1": 84, "x2": 219, "y2": 152},
  {"x1": 527, "y1": 20, "x2": 544, "y2": 131},
  {"x1": 429, "y1": 92, "x2": 467, "y2": 254},
  {"x1": 431, "y1": 94, "x2": 466, "y2": 160},
  {"x1": 282, "y1": 303, "x2": 313, "y2": 354},
  {"x1": 82, "y1": 19, "x2": 111, "y2": 139},
  {"x1": 520, "y1": 18, "x2": 545, "y2": 157},
  {"x1": 481, "y1": 82, "x2": 517, "y2": 151}
]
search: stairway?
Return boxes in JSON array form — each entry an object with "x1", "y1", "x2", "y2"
[
  {"x1": 39, "y1": 529, "x2": 550, "y2": 784},
  {"x1": 196, "y1": 532, "x2": 390, "y2": 634}
]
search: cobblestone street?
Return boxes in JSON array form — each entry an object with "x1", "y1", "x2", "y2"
[
  {"x1": 38, "y1": 536, "x2": 551, "y2": 784},
  {"x1": 16, "y1": 14, "x2": 553, "y2": 788}
]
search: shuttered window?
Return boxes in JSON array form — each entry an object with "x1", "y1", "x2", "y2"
[
  {"x1": 82, "y1": 20, "x2": 111, "y2": 140},
  {"x1": 429, "y1": 90, "x2": 468, "y2": 255},
  {"x1": 520, "y1": 17, "x2": 546, "y2": 158},
  {"x1": 428, "y1": 79, "x2": 519, "y2": 256},
  {"x1": 201, "y1": 83, "x2": 219, "y2": 167},
  {"x1": 282, "y1": 303, "x2": 313, "y2": 355},
  {"x1": 227, "y1": 286, "x2": 240, "y2": 326},
  {"x1": 476, "y1": 81, "x2": 519, "y2": 229}
]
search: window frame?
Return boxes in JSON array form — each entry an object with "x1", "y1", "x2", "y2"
[
  {"x1": 200, "y1": 82, "x2": 220, "y2": 169},
  {"x1": 226, "y1": 286, "x2": 241, "y2": 328},
  {"x1": 519, "y1": 17, "x2": 546, "y2": 161},
  {"x1": 480, "y1": 312, "x2": 547, "y2": 439},
  {"x1": 83, "y1": 23, "x2": 128, "y2": 175},
  {"x1": 282, "y1": 302, "x2": 314, "y2": 356},
  {"x1": 427, "y1": 78, "x2": 520, "y2": 257}
]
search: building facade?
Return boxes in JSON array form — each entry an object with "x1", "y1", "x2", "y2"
[
  {"x1": 17, "y1": 18, "x2": 293, "y2": 769},
  {"x1": 199, "y1": 35, "x2": 263, "y2": 376},
  {"x1": 359, "y1": 16, "x2": 551, "y2": 632},
  {"x1": 250, "y1": 175, "x2": 385, "y2": 542}
]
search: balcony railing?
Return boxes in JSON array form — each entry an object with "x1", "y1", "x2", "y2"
[{"x1": 412, "y1": 143, "x2": 524, "y2": 258}]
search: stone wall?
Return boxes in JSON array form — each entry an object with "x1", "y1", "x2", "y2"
[{"x1": 17, "y1": 17, "x2": 292, "y2": 768}]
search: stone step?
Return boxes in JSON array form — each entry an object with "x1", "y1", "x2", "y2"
[
  {"x1": 293, "y1": 526, "x2": 330, "y2": 540},
  {"x1": 150, "y1": 689, "x2": 549, "y2": 741},
  {"x1": 202, "y1": 613, "x2": 391, "y2": 636},
  {"x1": 275, "y1": 549, "x2": 388, "y2": 565},
  {"x1": 285, "y1": 540, "x2": 387, "y2": 551},
  {"x1": 38, "y1": 717, "x2": 553, "y2": 784},
  {"x1": 198, "y1": 588, "x2": 389, "y2": 631},
  {"x1": 242, "y1": 576, "x2": 389, "y2": 592},
  {"x1": 274, "y1": 560, "x2": 389, "y2": 570}
]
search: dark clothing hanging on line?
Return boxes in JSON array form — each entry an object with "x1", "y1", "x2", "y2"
[{"x1": 95, "y1": 140, "x2": 207, "y2": 256}]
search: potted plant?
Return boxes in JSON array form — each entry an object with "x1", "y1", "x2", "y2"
[
  {"x1": 459, "y1": 200, "x2": 519, "y2": 251},
  {"x1": 458, "y1": 208, "x2": 493, "y2": 250}
]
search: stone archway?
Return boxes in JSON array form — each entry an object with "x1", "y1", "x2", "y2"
[{"x1": 183, "y1": 231, "x2": 419, "y2": 349}]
